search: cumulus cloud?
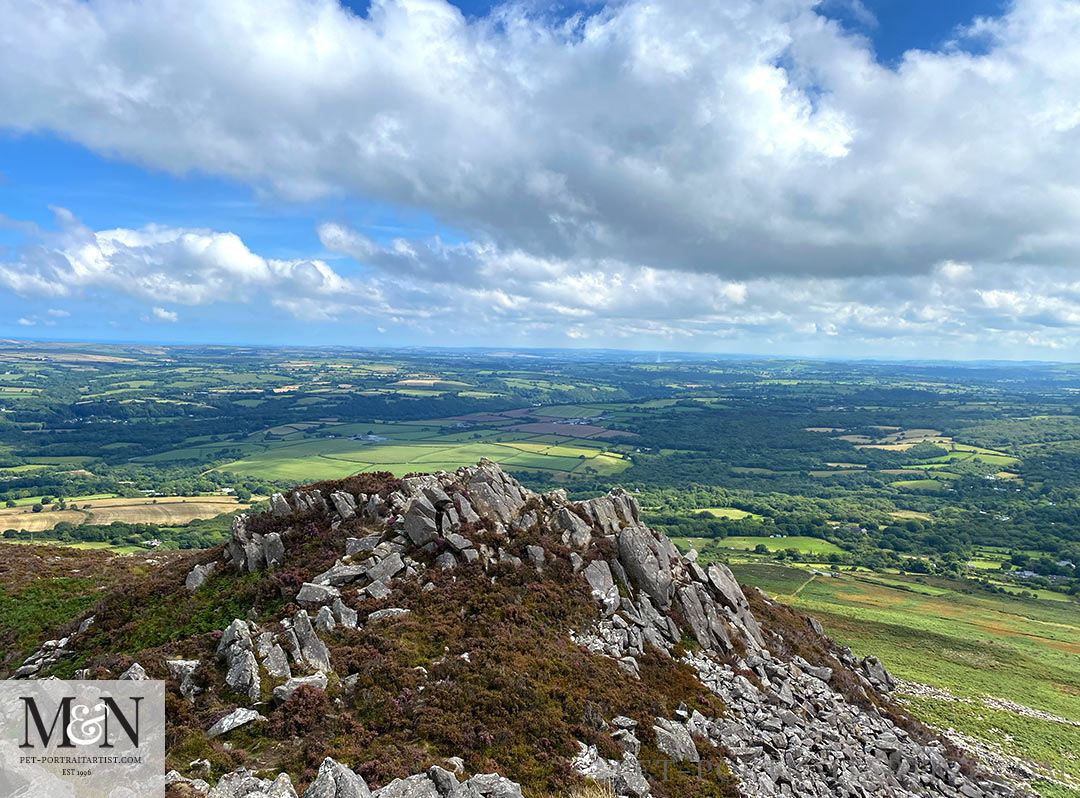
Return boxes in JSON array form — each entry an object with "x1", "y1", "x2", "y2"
[
  {"x1": 2, "y1": 0, "x2": 1080, "y2": 284},
  {"x1": 146, "y1": 307, "x2": 179, "y2": 323}
]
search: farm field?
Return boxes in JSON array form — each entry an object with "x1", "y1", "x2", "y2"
[{"x1": 0, "y1": 495, "x2": 251, "y2": 533}]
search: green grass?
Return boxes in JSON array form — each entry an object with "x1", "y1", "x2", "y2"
[
  {"x1": 698, "y1": 507, "x2": 762, "y2": 520},
  {"x1": 719, "y1": 535, "x2": 845, "y2": 555}
]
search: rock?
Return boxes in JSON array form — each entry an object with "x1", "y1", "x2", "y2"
[
  {"x1": 292, "y1": 610, "x2": 332, "y2": 673},
  {"x1": 861, "y1": 655, "x2": 896, "y2": 691},
  {"x1": 365, "y1": 580, "x2": 392, "y2": 600},
  {"x1": 426, "y1": 766, "x2": 459, "y2": 797},
  {"x1": 166, "y1": 659, "x2": 201, "y2": 701},
  {"x1": 453, "y1": 494, "x2": 480, "y2": 524},
  {"x1": 167, "y1": 770, "x2": 211, "y2": 796},
  {"x1": 332, "y1": 597, "x2": 358, "y2": 629},
  {"x1": 119, "y1": 662, "x2": 149, "y2": 680},
  {"x1": 298, "y1": 582, "x2": 341, "y2": 608},
  {"x1": 582, "y1": 496, "x2": 621, "y2": 535},
  {"x1": 366, "y1": 553, "x2": 405, "y2": 584},
  {"x1": 330, "y1": 491, "x2": 358, "y2": 519},
  {"x1": 582, "y1": 559, "x2": 620, "y2": 615},
  {"x1": 555, "y1": 508, "x2": 592, "y2": 548},
  {"x1": 371, "y1": 774, "x2": 439, "y2": 798},
  {"x1": 256, "y1": 633, "x2": 293, "y2": 680},
  {"x1": 302, "y1": 757, "x2": 370, "y2": 798},
  {"x1": 313, "y1": 562, "x2": 367, "y2": 587},
  {"x1": 404, "y1": 499, "x2": 439, "y2": 546},
  {"x1": 653, "y1": 718, "x2": 699, "y2": 763},
  {"x1": 705, "y1": 563, "x2": 764, "y2": 647},
  {"x1": 270, "y1": 493, "x2": 292, "y2": 517},
  {"x1": 315, "y1": 605, "x2": 337, "y2": 632},
  {"x1": 613, "y1": 753, "x2": 650, "y2": 798},
  {"x1": 525, "y1": 545, "x2": 546, "y2": 568},
  {"x1": 461, "y1": 773, "x2": 523, "y2": 798},
  {"x1": 207, "y1": 707, "x2": 265, "y2": 738},
  {"x1": 617, "y1": 525, "x2": 674, "y2": 609},
  {"x1": 264, "y1": 532, "x2": 285, "y2": 568},
  {"x1": 226, "y1": 649, "x2": 261, "y2": 702},
  {"x1": 273, "y1": 672, "x2": 328, "y2": 705},
  {"x1": 368, "y1": 608, "x2": 411, "y2": 623},
  {"x1": 186, "y1": 561, "x2": 218, "y2": 591},
  {"x1": 346, "y1": 535, "x2": 382, "y2": 556}
]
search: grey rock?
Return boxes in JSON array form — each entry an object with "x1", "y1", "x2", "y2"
[
  {"x1": 270, "y1": 493, "x2": 293, "y2": 517},
  {"x1": 706, "y1": 563, "x2": 764, "y2": 647},
  {"x1": 302, "y1": 757, "x2": 370, "y2": 798},
  {"x1": 426, "y1": 766, "x2": 459, "y2": 797},
  {"x1": 372, "y1": 774, "x2": 439, "y2": 798},
  {"x1": 444, "y1": 532, "x2": 473, "y2": 552},
  {"x1": 256, "y1": 634, "x2": 292, "y2": 680},
  {"x1": 555, "y1": 508, "x2": 592, "y2": 548},
  {"x1": 366, "y1": 552, "x2": 405, "y2": 584},
  {"x1": 330, "y1": 491, "x2": 358, "y2": 519},
  {"x1": 226, "y1": 649, "x2": 261, "y2": 702},
  {"x1": 653, "y1": 718, "x2": 699, "y2": 763},
  {"x1": 166, "y1": 659, "x2": 201, "y2": 700},
  {"x1": 186, "y1": 561, "x2": 218, "y2": 591},
  {"x1": 453, "y1": 494, "x2": 480, "y2": 524},
  {"x1": 119, "y1": 662, "x2": 149, "y2": 680},
  {"x1": 346, "y1": 536, "x2": 382, "y2": 556},
  {"x1": 404, "y1": 499, "x2": 439, "y2": 546},
  {"x1": 332, "y1": 597, "x2": 358, "y2": 629},
  {"x1": 264, "y1": 532, "x2": 285, "y2": 568},
  {"x1": 365, "y1": 580, "x2": 392, "y2": 600},
  {"x1": 298, "y1": 582, "x2": 341, "y2": 608},
  {"x1": 525, "y1": 545, "x2": 546, "y2": 568},
  {"x1": 462, "y1": 773, "x2": 523, "y2": 798},
  {"x1": 207, "y1": 707, "x2": 265, "y2": 738},
  {"x1": 315, "y1": 605, "x2": 337, "y2": 632},
  {"x1": 435, "y1": 551, "x2": 458, "y2": 570},
  {"x1": 314, "y1": 563, "x2": 368, "y2": 587},
  {"x1": 617, "y1": 524, "x2": 674, "y2": 609},
  {"x1": 273, "y1": 672, "x2": 328, "y2": 705},
  {"x1": 292, "y1": 610, "x2": 332, "y2": 672}
]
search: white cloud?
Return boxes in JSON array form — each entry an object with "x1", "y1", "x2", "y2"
[
  {"x1": 46, "y1": 308, "x2": 69, "y2": 317},
  {"x1": 16, "y1": 317, "x2": 35, "y2": 327},
  {"x1": 2, "y1": 0, "x2": 1080, "y2": 285},
  {"x1": 148, "y1": 307, "x2": 179, "y2": 323}
]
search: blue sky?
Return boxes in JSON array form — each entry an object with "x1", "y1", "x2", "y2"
[{"x1": 2, "y1": 0, "x2": 1078, "y2": 359}]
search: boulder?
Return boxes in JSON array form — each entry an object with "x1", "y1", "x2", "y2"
[
  {"x1": 226, "y1": 649, "x2": 261, "y2": 703},
  {"x1": 264, "y1": 532, "x2": 285, "y2": 568},
  {"x1": 346, "y1": 536, "x2": 382, "y2": 556},
  {"x1": 554, "y1": 508, "x2": 592, "y2": 548},
  {"x1": 166, "y1": 659, "x2": 201, "y2": 701},
  {"x1": 291, "y1": 610, "x2": 332, "y2": 673},
  {"x1": 119, "y1": 662, "x2": 149, "y2": 680},
  {"x1": 366, "y1": 553, "x2": 404, "y2": 584},
  {"x1": 207, "y1": 707, "x2": 265, "y2": 738},
  {"x1": 273, "y1": 672, "x2": 328, "y2": 705},
  {"x1": 403, "y1": 499, "x2": 438, "y2": 546},
  {"x1": 705, "y1": 563, "x2": 764, "y2": 647},
  {"x1": 616, "y1": 525, "x2": 674, "y2": 609},
  {"x1": 368, "y1": 608, "x2": 411, "y2": 623},
  {"x1": 653, "y1": 718, "x2": 699, "y2": 763},
  {"x1": 315, "y1": 605, "x2": 337, "y2": 632},
  {"x1": 302, "y1": 757, "x2": 370, "y2": 798},
  {"x1": 270, "y1": 493, "x2": 292, "y2": 517},
  {"x1": 461, "y1": 773, "x2": 523, "y2": 798},
  {"x1": 186, "y1": 562, "x2": 217, "y2": 591},
  {"x1": 298, "y1": 582, "x2": 341, "y2": 608},
  {"x1": 330, "y1": 491, "x2": 358, "y2": 519},
  {"x1": 371, "y1": 774, "x2": 439, "y2": 798}
]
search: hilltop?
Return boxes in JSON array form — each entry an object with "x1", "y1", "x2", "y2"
[{"x1": 14, "y1": 460, "x2": 1022, "y2": 798}]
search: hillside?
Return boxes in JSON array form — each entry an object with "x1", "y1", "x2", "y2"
[{"x1": 14, "y1": 460, "x2": 1023, "y2": 798}]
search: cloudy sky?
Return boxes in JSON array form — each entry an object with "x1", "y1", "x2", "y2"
[{"x1": 2, "y1": 0, "x2": 1079, "y2": 359}]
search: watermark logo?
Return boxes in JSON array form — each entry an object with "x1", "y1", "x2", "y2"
[{"x1": 1, "y1": 680, "x2": 164, "y2": 797}]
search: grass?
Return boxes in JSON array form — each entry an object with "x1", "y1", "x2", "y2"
[
  {"x1": 0, "y1": 496, "x2": 248, "y2": 533},
  {"x1": 698, "y1": 507, "x2": 761, "y2": 520}
]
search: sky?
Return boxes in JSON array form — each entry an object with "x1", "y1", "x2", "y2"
[{"x1": 2, "y1": 0, "x2": 1080, "y2": 360}]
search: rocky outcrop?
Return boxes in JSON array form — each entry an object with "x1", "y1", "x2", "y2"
[
  {"x1": 216, "y1": 619, "x2": 261, "y2": 703},
  {"x1": 186, "y1": 561, "x2": 218, "y2": 591},
  {"x1": 207, "y1": 707, "x2": 265, "y2": 738},
  {"x1": 224, "y1": 516, "x2": 285, "y2": 574}
]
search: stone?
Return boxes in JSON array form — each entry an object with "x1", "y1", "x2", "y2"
[
  {"x1": 462, "y1": 773, "x2": 523, "y2": 798},
  {"x1": 617, "y1": 525, "x2": 674, "y2": 609},
  {"x1": 346, "y1": 536, "x2": 382, "y2": 556},
  {"x1": 257, "y1": 635, "x2": 292, "y2": 681},
  {"x1": 435, "y1": 551, "x2": 457, "y2": 570},
  {"x1": 166, "y1": 659, "x2": 201, "y2": 700},
  {"x1": 365, "y1": 580, "x2": 392, "y2": 600},
  {"x1": 226, "y1": 649, "x2": 261, "y2": 702},
  {"x1": 302, "y1": 757, "x2": 370, "y2": 798},
  {"x1": 706, "y1": 563, "x2": 764, "y2": 647},
  {"x1": 555, "y1": 507, "x2": 592, "y2": 548},
  {"x1": 366, "y1": 553, "x2": 404, "y2": 584},
  {"x1": 330, "y1": 491, "x2": 358, "y2": 519},
  {"x1": 186, "y1": 561, "x2": 218, "y2": 591},
  {"x1": 315, "y1": 605, "x2": 337, "y2": 632},
  {"x1": 273, "y1": 672, "x2": 328, "y2": 705},
  {"x1": 425, "y1": 766, "x2": 459, "y2": 797},
  {"x1": 332, "y1": 597, "x2": 358, "y2": 629},
  {"x1": 207, "y1": 707, "x2": 265, "y2": 738},
  {"x1": 444, "y1": 532, "x2": 473, "y2": 552},
  {"x1": 292, "y1": 610, "x2": 332, "y2": 673},
  {"x1": 653, "y1": 718, "x2": 699, "y2": 763},
  {"x1": 525, "y1": 545, "x2": 545, "y2": 568},
  {"x1": 298, "y1": 582, "x2": 341, "y2": 608},
  {"x1": 314, "y1": 563, "x2": 368, "y2": 587},
  {"x1": 264, "y1": 532, "x2": 285, "y2": 568},
  {"x1": 404, "y1": 499, "x2": 439, "y2": 546},
  {"x1": 453, "y1": 494, "x2": 479, "y2": 524},
  {"x1": 270, "y1": 493, "x2": 292, "y2": 517},
  {"x1": 582, "y1": 559, "x2": 620, "y2": 615},
  {"x1": 371, "y1": 774, "x2": 439, "y2": 798},
  {"x1": 119, "y1": 662, "x2": 149, "y2": 680}
]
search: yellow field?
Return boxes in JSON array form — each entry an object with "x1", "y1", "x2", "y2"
[{"x1": 0, "y1": 496, "x2": 249, "y2": 533}]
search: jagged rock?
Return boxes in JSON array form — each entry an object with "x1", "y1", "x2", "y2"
[
  {"x1": 435, "y1": 551, "x2": 457, "y2": 570},
  {"x1": 444, "y1": 532, "x2": 473, "y2": 552},
  {"x1": 186, "y1": 561, "x2": 218, "y2": 591},
  {"x1": 265, "y1": 532, "x2": 285, "y2": 568},
  {"x1": 525, "y1": 545, "x2": 546, "y2": 568},
  {"x1": 653, "y1": 717, "x2": 699, "y2": 763},
  {"x1": 270, "y1": 493, "x2": 292, "y2": 517},
  {"x1": 404, "y1": 498, "x2": 439, "y2": 546},
  {"x1": 208, "y1": 769, "x2": 297, "y2": 798},
  {"x1": 302, "y1": 757, "x2": 370, "y2": 798},
  {"x1": 366, "y1": 552, "x2": 404, "y2": 584},
  {"x1": 332, "y1": 597, "x2": 358, "y2": 629},
  {"x1": 616, "y1": 525, "x2": 674, "y2": 609},
  {"x1": 368, "y1": 608, "x2": 411, "y2": 623},
  {"x1": 298, "y1": 582, "x2": 341, "y2": 608},
  {"x1": 292, "y1": 489, "x2": 328, "y2": 514},
  {"x1": 315, "y1": 605, "x2": 337, "y2": 632},
  {"x1": 371, "y1": 774, "x2": 439, "y2": 798},
  {"x1": 314, "y1": 563, "x2": 368, "y2": 587},
  {"x1": 425, "y1": 766, "x2": 459, "y2": 796},
  {"x1": 291, "y1": 610, "x2": 332, "y2": 673},
  {"x1": 705, "y1": 563, "x2": 764, "y2": 647},
  {"x1": 346, "y1": 535, "x2": 382, "y2": 556},
  {"x1": 226, "y1": 649, "x2": 261, "y2": 702},
  {"x1": 555, "y1": 507, "x2": 592, "y2": 548},
  {"x1": 273, "y1": 671, "x2": 328, "y2": 705},
  {"x1": 167, "y1": 769, "x2": 211, "y2": 795},
  {"x1": 365, "y1": 579, "x2": 392, "y2": 600},
  {"x1": 207, "y1": 707, "x2": 265, "y2": 738},
  {"x1": 464, "y1": 459, "x2": 526, "y2": 524},
  {"x1": 582, "y1": 496, "x2": 622, "y2": 535},
  {"x1": 861, "y1": 655, "x2": 896, "y2": 691},
  {"x1": 583, "y1": 559, "x2": 619, "y2": 615},
  {"x1": 256, "y1": 632, "x2": 292, "y2": 680},
  {"x1": 167, "y1": 659, "x2": 201, "y2": 700},
  {"x1": 331, "y1": 491, "x2": 358, "y2": 519},
  {"x1": 119, "y1": 662, "x2": 149, "y2": 680},
  {"x1": 453, "y1": 494, "x2": 479, "y2": 524},
  {"x1": 461, "y1": 773, "x2": 523, "y2": 798}
]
